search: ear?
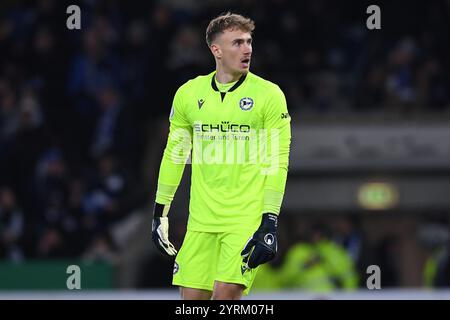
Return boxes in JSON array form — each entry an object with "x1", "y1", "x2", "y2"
[{"x1": 210, "y1": 43, "x2": 222, "y2": 59}]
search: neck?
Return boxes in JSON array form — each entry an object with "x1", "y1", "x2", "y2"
[{"x1": 215, "y1": 64, "x2": 245, "y2": 83}]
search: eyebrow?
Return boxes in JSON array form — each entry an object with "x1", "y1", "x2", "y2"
[{"x1": 231, "y1": 37, "x2": 252, "y2": 44}]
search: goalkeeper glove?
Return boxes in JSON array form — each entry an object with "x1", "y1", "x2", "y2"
[
  {"x1": 241, "y1": 213, "x2": 278, "y2": 270},
  {"x1": 151, "y1": 203, "x2": 177, "y2": 256}
]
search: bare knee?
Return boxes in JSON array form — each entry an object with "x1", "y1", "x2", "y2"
[
  {"x1": 180, "y1": 287, "x2": 212, "y2": 300},
  {"x1": 211, "y1": 281, "x2": 244, "y2": 300}
]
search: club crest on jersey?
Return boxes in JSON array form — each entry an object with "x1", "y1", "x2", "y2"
[{"x1": 239, "y1": 97, "x2": 254, "y2": 111}]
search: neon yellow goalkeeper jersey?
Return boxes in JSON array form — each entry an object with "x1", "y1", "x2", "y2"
[{"x1": 155, "y1": 71, "x2": 291, "y2": 232}]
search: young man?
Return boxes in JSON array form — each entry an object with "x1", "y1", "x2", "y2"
[{"x1": 151, "y1": 12, "x2": 291, "y2": 300}]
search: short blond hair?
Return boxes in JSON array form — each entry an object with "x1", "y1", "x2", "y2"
[{"x1": 205, "y1": 12, "x2": 255, "y2": 47}]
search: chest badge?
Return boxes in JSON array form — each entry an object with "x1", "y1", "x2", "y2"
[
  {"x1": 239, "y1": 97, "x2": 254, "y2": 111},
  {"x1": 198, "y1": 99, "x2": 205, "y2": 109}
]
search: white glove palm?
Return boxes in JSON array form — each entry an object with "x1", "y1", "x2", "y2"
[{"x1": 152, "y1": 216, "x2": 177, "y2": 256}]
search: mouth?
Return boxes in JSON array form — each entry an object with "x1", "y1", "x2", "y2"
[{"x1": 240, "y1": 58, "x2": 251, "y2": 68}]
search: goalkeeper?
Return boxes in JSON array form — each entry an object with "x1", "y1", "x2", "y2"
[{"x1": 152, "y1": 12, "x2": 291, "y2": 300}]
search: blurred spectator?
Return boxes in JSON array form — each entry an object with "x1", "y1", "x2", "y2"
[
  {"x1": 167, "y1": 24, "x2": 209, "y2": 85},
  {"x1": 35, "y1": 192, "x2": 69, "y2": 258},
  {"x1": 250, "y1": 262, "x2": 282, "y2": 292},
  {"x1": 418, "y1": 220, "x2": 450, "y2": 287},
  {"x1": 417, "y1": 57, "x2": 449, "y2": 111},
  {"x1": 90, "y1": 82, "x2": 140, "y2": 172},
  {"x1": 65, "y1": 177, "x2": 91, "y2": 256},
  {"x1": 145, "y1": 4, "x2": 177, "y2": 118},
  {"x1": 4, "y1": 86, "x2": 49, "y2": 213},
  {"x1": 83, "y1": 152, "x2": 127, "y2": 226},
  {"x1": 0, "y1": 81, "x2": 19, "y2": 182},
  {"x1": 333, "y1": 216, "x2": 362, "y2": 263},
  {"x1": 35, "y1": 147, "x2": 68, "y2": 210},
  {"x1": 279, "y1": 223, "x2": 358, "y2": 292},
  {"x1": 121, "y1": 20, "x2": 150, "y2": 116},
  {"x1": 385, "y1": 37, "x2": 418, "y2": 112},
  {"x1": 426, "y1": 241, "x2": 450, "y2": 287},
  {"x1": 0, "y1": 186, "x2": 24, "y2": 262},
  {"x1": 67, "y1": 27, "x2": 121, "y2": 114},
  {"x1": 66, "y1": 26, "x2": 122, "y2": 162},
  {"x1": 333, "y1": 215, "x2": 369, "y2": 284},
  {"x1": 373, "y1": 235, "x2": 402, "y2": 287},
  {"x1": 79, "y1": 151, "x2": 138, "y2": 262},
  {"x1": 0, "y1": 81, "x2": 19, "y2": 140}
]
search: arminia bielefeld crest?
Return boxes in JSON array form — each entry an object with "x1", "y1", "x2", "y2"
[{"x1": 239, "y1": 97, "x2": 254, "y2": 111}]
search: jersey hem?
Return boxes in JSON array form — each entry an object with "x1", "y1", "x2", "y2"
[{"x1": 187, "y1": 225, "x2": 257, "y2": 234}]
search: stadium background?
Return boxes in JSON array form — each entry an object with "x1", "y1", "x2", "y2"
[{"x1": 0, "y1": 0, "x2": 449, "y2": 299}]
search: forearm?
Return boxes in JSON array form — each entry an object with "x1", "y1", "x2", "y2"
[
  {"x1": 155, "y1": 127, "x2": 192, "y2": 205},
  {"x1": 262, "y1": 123, "x2": 290, "y2": 215}
]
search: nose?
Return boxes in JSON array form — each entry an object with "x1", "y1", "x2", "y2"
[{"x1": 243, "y1": 42, "x2": 252, "y2": 55}]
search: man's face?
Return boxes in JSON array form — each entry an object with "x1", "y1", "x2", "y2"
[{"x1": 211, "y1": 28, "x2": 252, "y2": 75}]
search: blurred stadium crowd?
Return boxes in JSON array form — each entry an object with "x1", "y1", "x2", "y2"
[{"x1": 0, "y1": 0, "x2": 449, "y2": 290}]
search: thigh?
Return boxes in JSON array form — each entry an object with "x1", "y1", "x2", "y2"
[
  {"x1": 180, "y1": 287, "x2": 212, "y2": 300},
  {"x1": 172, "y1": 230, "x2": 220, "y2": 292},
  {"x1": 212, "y1": 281, "x2": 244, "y2": 300}
]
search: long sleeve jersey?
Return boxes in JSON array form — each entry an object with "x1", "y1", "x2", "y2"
[{"x1": 155, "y1": 71, "x2": 291, "y2": 232}]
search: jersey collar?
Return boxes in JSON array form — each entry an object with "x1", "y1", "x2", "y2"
[{"x1": 211, "y1": 72, "x2": 247, "y2": 93}]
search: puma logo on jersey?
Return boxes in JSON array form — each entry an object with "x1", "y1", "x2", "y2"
[{"x1": 198, "y1": 99, "x2": 205, "y2": 109}]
